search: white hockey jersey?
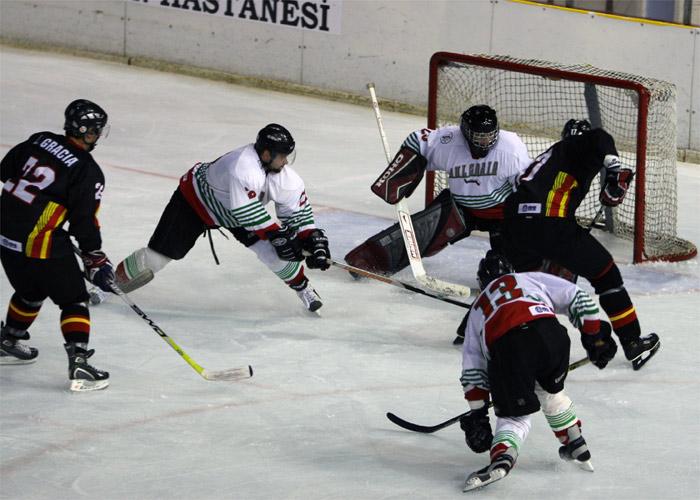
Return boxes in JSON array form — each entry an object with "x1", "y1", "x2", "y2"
[
  {"x1": 402, "y1": 126, "x2": 531, "y2": 218},
  {"x1": 179, "y1": 144, "x2": 316, "y2": 238},
  {"x1": 460, "y1": 272, "x2": 600, "y2": 396}
]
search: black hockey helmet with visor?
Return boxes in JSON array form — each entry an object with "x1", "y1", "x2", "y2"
[
  {"x1": 477, "y1": 250, "x2": 514, "y2": 290},
  {"x1": 460, "y1": 105, "x2": 499, "y2": 159},
  {"x1": 64, "y1": 99, "x2": 109, "y2": 149},
  {"x1": 561, "y1": 119, "x2": 592, "y2": 140},
  {"x1": 255, "y1": 123, "x2": 296, "y2": 166}
]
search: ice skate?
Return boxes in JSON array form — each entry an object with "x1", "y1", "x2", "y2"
[
  {"x1": 463, "y1": 450, "x2": 515, "y2": 492},
  {"x1": 557, "y1": 425, "x2": 594, "y2": 472},
  {"x1": 65, "y1": 343, "x2": 109, "y2": 392},
  {"x1": 0, "y1": 323, "x2": 38, "y2": 365},
  {"x1": 296, "y1": 286, "x2": 322, "y2": 312},
  {"x1": 621, "y1": 333, "x2": 660, "y2": 370}
]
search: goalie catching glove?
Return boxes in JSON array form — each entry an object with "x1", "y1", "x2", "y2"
[
  {"x1": 370, "y1": 147, "x2": 427, "y2": 204},
  {"x1": 303, "y1": 229, "x2": 331, "y2": 270},
  {"x1": 580, "y1": 321, "x2": 617, "y2": 369},
  {"x1": 600, "y1": 155, "x2": 634, "y2": 207},
  {"x1": 81, "y1": 250, "x2": 115, "y2": 293},
  {"x1": 267, "y1": 225, "x2": 303, "y2": 262}
]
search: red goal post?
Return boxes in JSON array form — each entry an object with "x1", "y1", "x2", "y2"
[{"x1": 426, "y1": 52, "x2": 696, "y2": 263}]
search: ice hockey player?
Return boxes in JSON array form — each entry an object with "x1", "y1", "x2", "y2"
[
  {"x1": 460, "y1": 251, "x2": 616, "y2": 491},
  {"x1": 345, "y1": 105, "x2": 530, "y2": 276},
  {"x1": 0, "y1": 99, "x2": 113, "y2": 391},
  {"x1": 501, "y1": 119, "x2": 660, "y2": 370},
  {"x1": 114, "y1": 124, "x2": 331, "y2": 312}
]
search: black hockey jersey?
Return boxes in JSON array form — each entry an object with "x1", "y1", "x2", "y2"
[
  {"x1": 1, "y1": 132, "x2": 105, "y2": 259},
  {"x1": 505, "y1": 129, "x2": 619, "y2": 219}
]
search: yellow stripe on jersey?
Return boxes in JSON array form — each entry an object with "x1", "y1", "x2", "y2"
[{"x1": 25, "y1": 202, "x2": 68, "y2": 259}]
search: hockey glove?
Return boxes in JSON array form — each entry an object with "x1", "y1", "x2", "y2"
[
  {"x1": 600, "y1": 157, "x2": 634, "y2": 207},
  {"x1": 371, "y1": 147, "x2": 427, "y2": 204},
  {"x1": 303, "y1": 229, "x2": 331, "y2": 270},
  {"x1": 81, "y1": 250, "x2": 115, "y2": 293},
  {"x1": 460, "y1": 406, "x2": 493, "y2": 454},
  {"x1": 268, "y1": 226, "x2": 303, "y2": 262},
  {"x1": 580, "y1": 321, "x2": 617, "y2": 369}
]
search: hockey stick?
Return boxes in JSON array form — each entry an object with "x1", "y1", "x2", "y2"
[
  {"x1": 330, "y1": 259, "x2": 471, "y2": 309},
  {"x1": 367, "y1": 83, "x2": 471, "y2": 298},
  {"x1": 386, "y1": 356, "x2": 590, "y2": 434},
  {"x1": 108, "y1": 283, "x2": 253, "y2": 381},
  {"x1": 73, "y1": 245, "x2": 252, "y2": 381}
]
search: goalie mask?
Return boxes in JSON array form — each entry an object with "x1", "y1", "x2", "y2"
[
  {"x1": 477, "y1": 250, "x2": 513, "y2": 290},
  {"x1": 460, "y1": 105, "x2": 499, "y2": 159},
  {"x1": 64, "y1": 99, "x2": 109, "y2": 151},
  {"x1": 255, "y1": 123, "x2": 296, "y2": 167},
  {"x1": 561, "y1": 119, "x2": 592, "y2": 140}
]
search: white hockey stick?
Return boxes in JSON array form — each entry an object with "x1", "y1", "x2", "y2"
[{"x1": 367, "y1": 83, "x2": 471, "y2": 297}]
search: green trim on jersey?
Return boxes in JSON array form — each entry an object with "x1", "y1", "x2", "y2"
[
  {"x1": 461, "y1": 368, "x2": 490, "y2": 390},
  {"x1": 279, "y1": 205, "x2": 315, "y2": 232},
  {"x1": 452, "y1": 180, "x2": 514, "y2": 208},
  {"x1": 567, "y1": 290, "x2": 599, "y2": 329},
  {"x1": 194, "y1": 164, "x2": 272, "y2": 229}
]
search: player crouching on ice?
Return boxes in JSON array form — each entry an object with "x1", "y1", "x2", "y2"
[
  {"x1": 114, "y1": 124, "x2": 331, "y2": 312},
  {"x1": 459, "y1": 252, "x2": 617, "y2": 492},
  {"x1": 345, "y1": 105, "x2": 530, "y2": 277}
]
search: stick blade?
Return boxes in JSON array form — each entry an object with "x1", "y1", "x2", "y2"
[
  {"x1": 201, "y1": 365, "x2": 253, "y2": 382},
  {"x1": 418, "y1": 275, "x2": 471, "y2": 298}
]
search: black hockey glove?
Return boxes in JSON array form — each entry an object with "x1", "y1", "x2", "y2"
[
  {"x1": 268, "y1": 226, "x2": 303, "y2": 262},
  {"x1": 600, "y1": 157, "x2": 634, "y2": 207},
  {"x1": 81, "y1": 250, "x2": 115, "y2": 293},
  {"x1": 303, "y1": 229, "x2": 331, "y2": 270},
  {"x1": 460, "y1": 406, "x2": 493, "y2": 454},
  {"x1": 580, "y1": 321, "x2": 617, "y2": 369}
]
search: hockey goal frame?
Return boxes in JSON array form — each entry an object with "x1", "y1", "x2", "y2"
[{"x1": 425, "y1": 51, "x2": 696, "y2": 264}]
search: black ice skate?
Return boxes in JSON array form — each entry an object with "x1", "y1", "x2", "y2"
[
  {"x1": 559, "y1": 435, "x2": 594, "y2": 472},
  {"x1": 463, "y1": 450, "x2": 516, "y2": 492},
  {"x1": 621, "y1": 333, "x2": 660, "y2": 370},
  {"x1": 0, "y1": 322, "x2": 38, "y2": 365},
  {"x1": 65, "y1": 343, "x2": 109, "y2": 392}
]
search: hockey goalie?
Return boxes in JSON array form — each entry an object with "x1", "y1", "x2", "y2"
[{"x1": 345, "y1": 105, "x2": 531, "y2": 275}]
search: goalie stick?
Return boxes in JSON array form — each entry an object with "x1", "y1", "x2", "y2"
[
  {"x1": 330, "y1": 259, "x2": 472, "y2": 309},
  {"x1": 386, "y1": 356, "x2": 590, "y2": 434},
  {"x1": 367, "y1": 83, "x2": 471, "y2": 298}
]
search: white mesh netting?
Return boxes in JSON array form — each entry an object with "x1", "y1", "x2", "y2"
[{"x1": 429, "y1": 53, "x2": 696, "y2": 262}]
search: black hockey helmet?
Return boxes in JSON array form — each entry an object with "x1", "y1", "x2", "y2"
[
  {"x1": 460, "y1": 105, "x2": 499, "y2": 159},
  {"x1": 254, "y1": 123, "x2": 296, "y2": 163},
  {"x1": 477, "y1": 250, "x2": 514, "y2": 290},
  {"x1": 561, "y1": 119, "x2": 592, "y2": 140},
  {"x1": 64, "y1": 99, "x2": 109, "y2": 140}
]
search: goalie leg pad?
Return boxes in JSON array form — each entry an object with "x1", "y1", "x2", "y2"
[
  {"x1": 115, "y1": 247, "x2": 170, "y2": 293},
  {"x1": 345, "y1": 190, "x2": 468, "y2": 275}
]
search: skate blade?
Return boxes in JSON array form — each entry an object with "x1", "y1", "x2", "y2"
[
  {"x1": 574, "y1": 459, "x2": 595, "y2": 472},
  {"x1": 463, "y1": 468, "x2": 507, "y2": 492},
  {"x1": 631, "y1": 341, "x2": 661, "y2": 371},
  {"x1": 0, "y1": 354, "x2": 37, "y2": 365},
  {"x1": 70, "y1": 379, "x2": 110, "y2": 392}
]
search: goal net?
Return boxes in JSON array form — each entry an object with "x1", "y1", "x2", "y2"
[{"x1": 426, "y1": 52, "x2": 696, "y2": 263}]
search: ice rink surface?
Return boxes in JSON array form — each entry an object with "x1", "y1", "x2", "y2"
[{"x1": 1, "y1": 47, "x2": 699, "y2": 499}]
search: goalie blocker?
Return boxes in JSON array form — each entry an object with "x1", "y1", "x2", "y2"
[{"x1": 345, "y1": 189, "x2": 467, "y2": 275}]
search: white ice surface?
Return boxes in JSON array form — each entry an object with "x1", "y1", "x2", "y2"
[{"x1": 1, "y1": 47, "x2": 699, "y2": 500}]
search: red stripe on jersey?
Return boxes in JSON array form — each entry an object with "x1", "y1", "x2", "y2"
[
  {"x1": 545, "y1": 172, "x2": 578, "y2": 218},
  {"x1": 464, "y1": 204, "x2": 504, "y2": 220},
  {"x1": 484, "y1": 300, "x2": 556, "y2": 347},
  {"x1": 178, "y1": 166, "x2": 216, "y2": 226}
]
